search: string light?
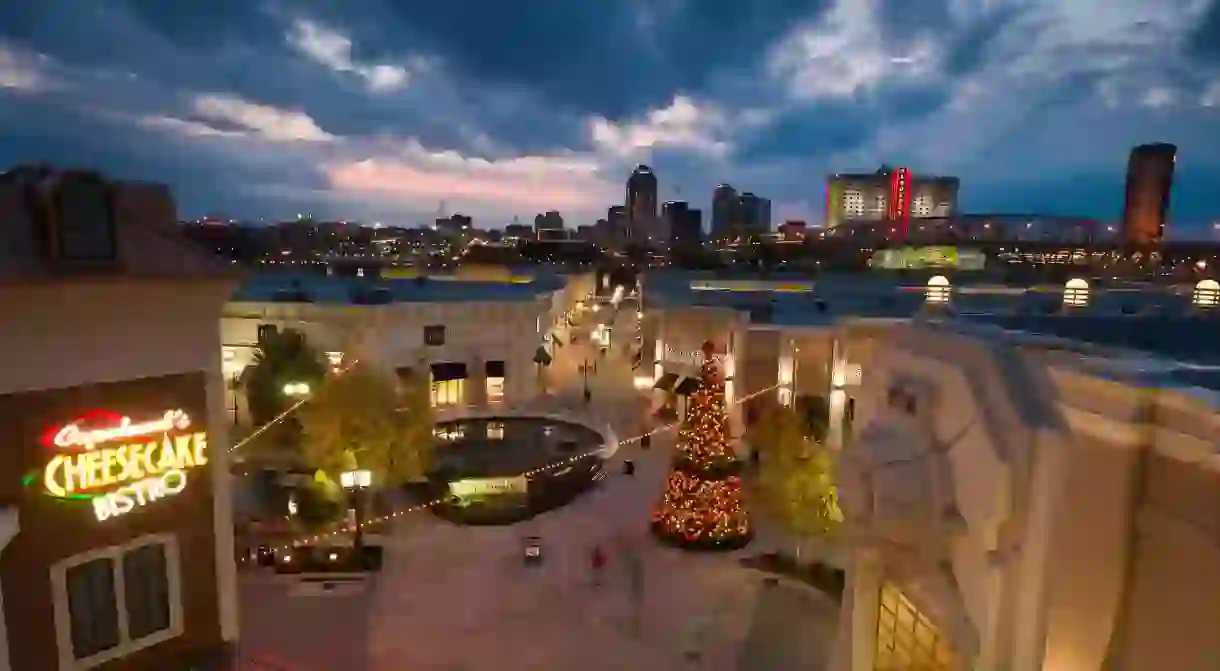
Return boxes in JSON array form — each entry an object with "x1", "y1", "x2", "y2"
[
  {"x1": 228, "y1": 356, "x2": 364, "y2": 455},
  {"x1": 268, "y1": 382, "x2": 780, "y2": 553},
  {"x1": 651, "y1": 346, "x2": 752, "y2": 550}
]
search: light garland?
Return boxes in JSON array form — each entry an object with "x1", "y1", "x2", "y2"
[{"x1": 267, "y1": 382, "x2": 780, "y2": 553}]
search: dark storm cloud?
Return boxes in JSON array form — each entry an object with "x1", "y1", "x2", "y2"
[
  {"x1": 941, "y1": 5, "x2": 1028, "y2": 76},
  {"x1": 345, "y1": 0, "x2": 831, "y2": 118},
  {"x1": 1189, "y1": 0, "x2": 1220, "y2": 62},
  {"x1": 738, "y1": 106, "x2": 874, "y2": 160}
]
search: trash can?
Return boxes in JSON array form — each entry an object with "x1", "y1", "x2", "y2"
[
  {"x1": 623, "y1": 460, "x2": 635, "y2": 475},
  {"x1": 641, "y1": 434, "x2": 651, "y2": 449}
]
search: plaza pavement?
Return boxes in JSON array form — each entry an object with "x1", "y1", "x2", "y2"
[{"x1": 237, "y1": 306, "x2": 841, "y2": 670}]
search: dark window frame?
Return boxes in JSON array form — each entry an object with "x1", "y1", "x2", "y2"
[{"x1": 424, "y1": 324, "x2": 446, "y2": 346}]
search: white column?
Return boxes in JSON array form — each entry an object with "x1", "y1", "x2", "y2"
[
  {"x1": 778, "y1": 337, "x2": 795, "y2": 407},
  {"x1": 0, "y1": 508, "x2": 19, "y2": 671},
  {"x1": 828, "y1": 337, "x2": 847, "y2": 449},
  {"x1": 206, "y1": 364, "x2": 240, "y2": 643},
  {"x1": 848, "y1": 549, "x2": 884, "y2": 671}
]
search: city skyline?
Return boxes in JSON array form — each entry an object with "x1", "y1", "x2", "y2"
[{"x1": 2, "y1": 2, "x2": 1220, "y2": 233}]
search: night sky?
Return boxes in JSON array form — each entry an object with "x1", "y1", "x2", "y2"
[{"x1": 2, "y1": 0, "x2": 1219, "y2": 232}]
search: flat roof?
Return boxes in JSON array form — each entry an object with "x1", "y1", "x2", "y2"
[
  {"x1": 926, "y1": 319, "x2": 1220, "y2": 395},
  {"x1": 231, "y1": 272, "x2": 564, "y2": 304},
  {"x1": 645, "y1": 272, "x2": 1220, "y2": 365}
]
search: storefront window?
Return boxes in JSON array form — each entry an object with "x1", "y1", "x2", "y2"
[
  {"x1": 874, "y1": 583, "x2": 957, "y2": 671},
  {"x1": 53, "y1": 535, "x2": 182, "y2": 669},
  {"x1": 431, "y1": 378, "x2": 464, "y2": 407},
  {"x1": 486, "y1": 376, "x2": 505, "y2": 402}
]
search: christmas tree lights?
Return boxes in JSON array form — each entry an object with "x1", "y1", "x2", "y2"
[{"x1": 651, "y1": 342, "x2": 752, "y2": 550}]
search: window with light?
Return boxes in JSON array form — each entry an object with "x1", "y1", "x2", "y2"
[
  {"x1": 486, "y1": 376, "x2": 505, "y2": 402},
  {"x1": 874, "y1": 584, "x2": 957, "y2": 670},
  {"x1": 431, "y1": 378, "x2": 464, "y2": 407}
]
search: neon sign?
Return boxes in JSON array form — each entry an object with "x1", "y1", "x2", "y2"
[{"x1": 41, "y1": 410, "x2": 208, "y2": 522}]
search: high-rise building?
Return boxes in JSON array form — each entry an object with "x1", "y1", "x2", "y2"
[
  {"x1": 1121, "y1": 143, "x2": 1176, "y2": 245},
  {"x1": 663, "y1": 201, "x2": 702, "y2": 246},
  {"x1": 533, "y1": 210, "x2": 563, "y2": 233},
  {"x1": 626, "y1": 165, "x2": 658, "y2": 244},
  {"x1": 711, "y1": 184, "x2": 738, "y2": 241},
  {"x1": 738, "y1": 192, "x2": 771, "y2": 235},
  {"x1": 826, "y1": 166, "x2": 959, "y2": 234},
  {"x1": 607, "y1": 205, "x2": 629, "y2": 245}
]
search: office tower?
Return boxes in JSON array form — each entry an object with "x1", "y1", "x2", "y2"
[
  {"x1": 626, "y1": 165, "x2": 658, "y2": 243},
  {"x1": 533, "y1": 210, "x2": 564, "y2": 233},
  {"x1": 738, "y1": 192, "x2": 771, "y2": 235},
  {"x1": 711, "y1": 184, "x2": 738, "y2": 241},
  {"x1": 663, "y1": 201, "x2": 703, "y2": 246},
  {"x1": 1121, "y1": 143, "x2": 1176, "y2": 245},
  {"x1": 607, "y1": 205, "x2": 629, "y2": 245},
  {"x1": 826, "y1": 166, "x2": 959, "y2": 233}
]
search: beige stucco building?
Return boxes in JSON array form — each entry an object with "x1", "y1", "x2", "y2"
[{"x1": 834, "y1": 321, "x2": 1220, "y2": 670}]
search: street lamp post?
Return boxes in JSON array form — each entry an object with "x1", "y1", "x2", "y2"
[{"x1": 340, "y1": 469, "x2": 372, "y2": 555}]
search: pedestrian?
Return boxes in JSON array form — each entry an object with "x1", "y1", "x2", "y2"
[{"x1": 590, "y1": 543, "x2": 607, "y2": 586}]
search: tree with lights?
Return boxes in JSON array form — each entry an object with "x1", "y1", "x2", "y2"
[
  {"x1": 651, "y1": 341, "x2": 753, "y2": 550},
  {"x1": 297, "y1": 362, "x2": 435, "y2": 485},
  {"x1": 753, "y1": 405, "x2": 842, "y2": 562}
]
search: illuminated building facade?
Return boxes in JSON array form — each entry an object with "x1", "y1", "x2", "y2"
[
  {"x1": 826, "y1": 166, "x2": 959, "y2": 232},
  {"x1": 0, "y1": 168, "x2": 240, "y2": 670},
  {"x1": 1121, "y1": 142, "x2": 1176, "y2": 245},
  {"x1": 220, "y1": 273, "x2": 569, "y2": 422}
]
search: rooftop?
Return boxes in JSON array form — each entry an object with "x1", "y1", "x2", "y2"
[
  {"x1": 231, "y1": 272, "x2": 564, "y2": 305},
  {"x1": 644, "y1": 271, "x2": 1220, "y2": 368}
]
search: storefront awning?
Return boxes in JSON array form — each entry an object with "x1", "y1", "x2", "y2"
[
  {"x1": 430, "y1": 362, "x2": 468, "y2": 382},
  {"x1": 533, "y1": 347, "x2": 552, "y2": 366},
  {"x1": 653, "y1": 372, "x2": 679, "y2": 392},
  {"x1": 485, "y1": 360, "x2": 505, "y2": 378},
  {"x1": 674, "y1": 377, "x2": 700, "y2": 396}
]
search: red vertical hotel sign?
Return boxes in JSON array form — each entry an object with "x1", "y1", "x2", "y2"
[{"x1": 889, "y1": 167, "x2": 912, "y2": 239}]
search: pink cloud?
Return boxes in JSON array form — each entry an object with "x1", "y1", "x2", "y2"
[{"x1": 325, "y1": 151, "x2": 617, "y2": 212}]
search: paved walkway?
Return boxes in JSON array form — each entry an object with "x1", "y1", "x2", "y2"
[{"x1": 238, "y1": 308, "x2": 842, "y2": 670}]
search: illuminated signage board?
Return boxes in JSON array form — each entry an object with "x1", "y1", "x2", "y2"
[
  {"x1": 449, "y1": 476, "x2": 527, "y2": 498},
  {"x1": 889, "y1": 167, "x2": 912, "y2": 237},
  {"x1": 42, "y1": 409, "x2": 208, "y2": 522}
]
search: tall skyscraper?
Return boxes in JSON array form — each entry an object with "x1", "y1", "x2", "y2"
[
  {"x1": 663, "y1": 200, "x2": 702, "y2": 246},
  {"x1": 1121, "y1": 143, "x2": 1176, "y2": 245},
  {"x1": 607, "y1": 205, "x2": 629, "y2": 245},
  {"x1": 626, "y1": 165, "x2": 658, "y2": 243},
  {"x1": 738, "y1": 192, "x2": 771, "y2": 235},
  {"x1": 711, "y1": 184, "x2": 738, "y2": 241}
]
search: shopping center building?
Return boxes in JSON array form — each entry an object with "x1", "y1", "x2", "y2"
[
  {"x1": 834, "y1": 320, "x2": 1220, "y2": 670},
  {"x1": 221, "y1": 269, "x2": 582, "y2": 422},
  {"x1": 640, "y1": 270, "x2": 1220, "y2": 670},
  {"x1": 0, "y1": 171, "x2": 240, "y2": 669}
]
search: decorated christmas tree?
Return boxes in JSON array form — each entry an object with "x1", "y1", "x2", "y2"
[{"x1": 651, "y1": 342, "x2": 752, "y2": 550}]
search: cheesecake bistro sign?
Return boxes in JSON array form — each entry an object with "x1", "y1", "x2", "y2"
[{"x1": 41, "y1": 409, "x2": 209, "y2": 522}]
